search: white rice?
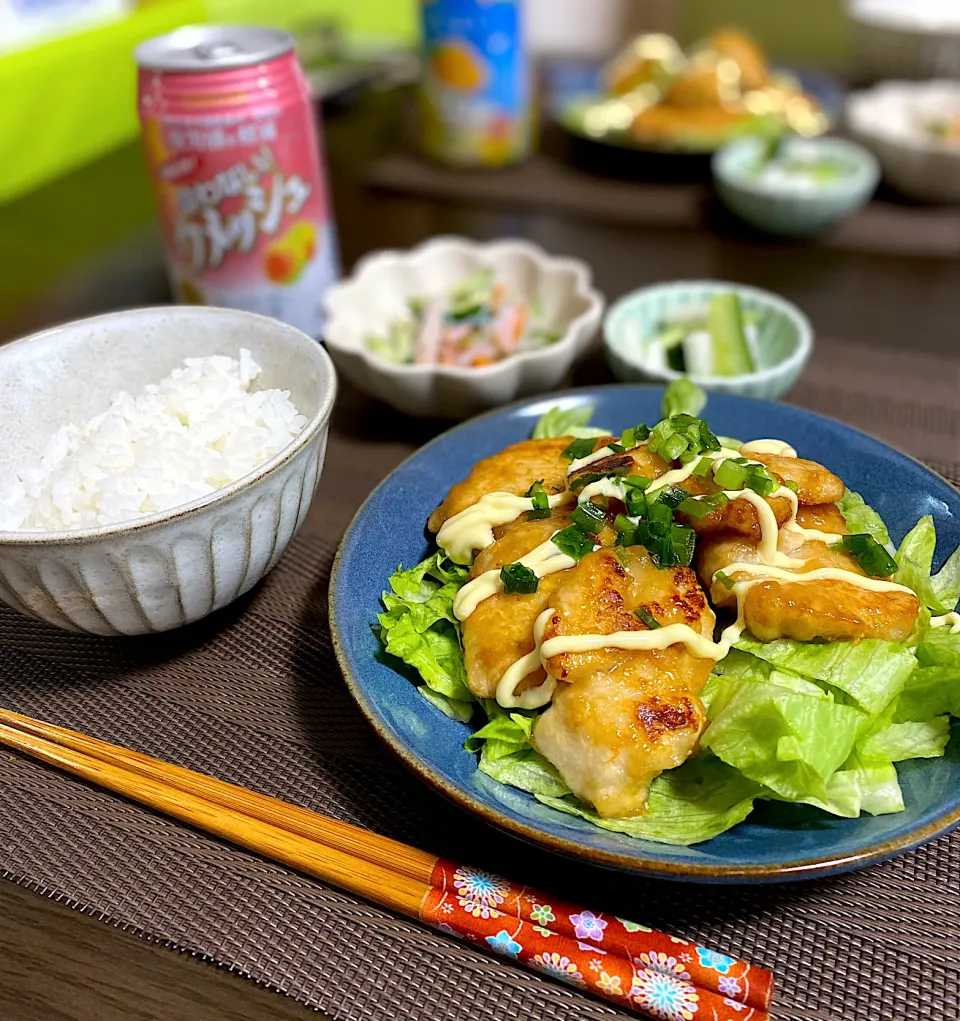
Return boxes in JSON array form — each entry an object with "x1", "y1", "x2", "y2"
[{"x1": 0, "y1": 349, "x2": 307, "y2": 533}]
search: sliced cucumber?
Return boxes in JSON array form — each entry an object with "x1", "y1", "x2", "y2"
[
  {"x1": 681, "y1": 329, "x2": 715, "y2": 376},
  {"x1": 708, "y1": 294, "x2": 755, "y2": 376}
]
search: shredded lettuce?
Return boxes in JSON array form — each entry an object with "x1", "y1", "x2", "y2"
[
  {"x1": 661, "y1": 378, "x2": 707, "y2": 418},
  {"x1": 837, "y1": 489, "x2": 891, "y2": 546},
  {"x1": 530, "y1": 404, "x2": 609, "y2": 440},
  {"x1": 378, "y1": 553, "x2": 477, "y2": 719},
  {"x1": 895, "y1": 516, "x2": 960, "y2": 613},
  {"x1": 734, "y1": 635, "x2": 916, "y2": 714},
  {"x1": 700, "y1": 669, "x2": 866, "y2": 803},
  {"x1": 538, "y1": 758, "x2": 761, "y2": 846},
  {"x1": 860, "y1": 718, "x2": 952, "y2": 761},
  {"x1": 377, "y1": 418, "x2": 960, "y2": 846},
  {"x1": 799, "y1": 758, "x2": 904, "y2": 818},
  {"x1": 893, "y1": 627, "x2": 960, "y2": 722}
]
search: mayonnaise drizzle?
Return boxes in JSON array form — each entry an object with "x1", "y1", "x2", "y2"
[
  {"x1": 496, "y1": 607, "x2": 557, "y2": 709},
  {"x1": 453, "y1": 534, "x2": 590, "y2": 621},
  {"x1": 741, "y1": 438, "x2": 798, "y2": 458},
  {"x1": 931, "y1": 611, "x2": 960, "y2": 634},
  {"x1": 437, "y1": 490, "x2": 569, "y2": 565},
  {"x1": 451, "y1": 434, "x2": 924, "y2": 709},
  {"x1": 540, "y1": 621, "x2": 729, "y2": 662}
]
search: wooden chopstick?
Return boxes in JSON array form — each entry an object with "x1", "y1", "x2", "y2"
[{"x1": 0, "y1": 709, "x2": 773, "y2": 1020}]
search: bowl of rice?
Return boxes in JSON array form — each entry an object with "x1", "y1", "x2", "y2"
[{"x1": 0, "y1": 306, "x2": 336, "y2": 635}]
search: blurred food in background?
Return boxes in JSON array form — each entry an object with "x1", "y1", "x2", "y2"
[
  {"x1": 846, "y1": 79, "x2": 960, "y2": 202},
  {"x1": 560, "y1": 28, "x2": 829, "y2": 154},
  {"x1": 418, "y1": 0, "x2": 532, "y2": 167},
  {"x1": 136, "y1": 26, "x2": 339, "y2": 338}
]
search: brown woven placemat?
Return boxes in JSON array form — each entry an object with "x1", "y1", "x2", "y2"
[
  {"x1": 0, "y1": 351, "x2": 958, "y2": 1021},
  {"x1": 0, "y1": 529, "x2": 957, "y2": 1021}
]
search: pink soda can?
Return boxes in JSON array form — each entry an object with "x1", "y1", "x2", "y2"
[{"x1": 135, "y1": 26, "x2": 339, "y2": 337}]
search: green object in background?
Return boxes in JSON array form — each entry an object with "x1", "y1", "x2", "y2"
[
  {"x1": 0, "y1": 0, "x2": 418, "y2": 208},
  {"x1": 0, "y1": 0, "x2": 206, "y2": 206}
]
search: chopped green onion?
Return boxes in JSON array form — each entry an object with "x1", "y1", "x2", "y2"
[
  {"x1": 713, "y1": 459, "x2": 750, "y2": 491},
  {"x1": 676, "y1": 496, "x2": 715, "y2": 519},
  {"x1": 500, "y1": 562, "x2": 539, "y2": 594},
  {"x1": 623, "y1": 475, "x2": 652, "y2": 490},
  {"x1": 552, "y1": 525, "x2": 595, "y2": 562},
  {"x1": 658, "y1": 432, "x2": 688, "y2": 462},
  {"x1": 658, "y1": 486, "x2": 689, "y2": 510},
  {"x1": 614, "y1": 513, "x2": 636, "y2": 535},
  {"x1": 562, "y1": 437, "x2": 599, "y2": 461},
  {"x1": 648, "y1": 415, "x2": 720, "y2": 465},
  {"x1": 715, "y1": 570, "x2": 736, "y2": 589},
  {"x1": 670, "y1": 524, "x2": 697, "y2": 567},
  {"x1": 524, "y1": 480, "x2": 551, "y2": 520},
  {"x1": 833, "y1": 534, "x2": 898, "y2": 577},
  {"x1": 691, "y1": 456, "x2": 715, "y2": 478},
  {"x1": 607, "y1": 442, "x2": 625, "y2": 453},
  {"x1": 613, "y1": 546, "x2": 631, "y2": 568},
  {"x1": 635, "y1": 607, "x2": 662, "y2": 630},
  {"x1": 572, "y1": 500, "x2": 607, "y2": 533},
  {"x1": 621, "y1": 424, "x2": 650, "y2": 449},
  {"x1": 744, "y1": 467, "x2": 778, "y2": 497},
  {"x1": 624, "y1": 486, "x2": 648, "y2": 517},
  {"x1": 783, "y1": 479, "x2": 799, "y2": 494}
]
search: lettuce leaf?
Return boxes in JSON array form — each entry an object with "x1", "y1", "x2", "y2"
[
  {"x1": 798, "y1": 759, "x2": 904, "y2": 818},
  {"x1": 734, "y1": 635, "x2": 916, "y2": 714},
  {"x1": 530, "y1": 404, "x2": 609, "y2": 440},
  {"x1": 478, "y1": 744, "x2": 573, "y2": 797},
  {"x1": 932, "y1": 547, "x2": 960, "y2": 612},
  {"x1": 860, "y1": 718, "x2": 951, "y2": 761},
  {"x1": 891, "y1": 627, "x2": 960, "y2": 721},
  {"x1": 836, "y1": 489, "x2": 891, "y2": 546},
  {"x1": 661, "y1": 378, "x2": 707, "y2": 418},
  {"x1": 894, "y1": 516, "x2": 960, "y2": 613},
  {"x1": 378, "y1": 553, "x2": 476, "y2": 713},
  {"x1": 537, "y1": 757, "x2": 761, "y2": 846},
  {"x1": 700, "y1": 672, "x2": 865, "y2": 802}
]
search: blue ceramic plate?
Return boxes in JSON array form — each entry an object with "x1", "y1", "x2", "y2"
[{"x1": 330, "y1": 386, "x2": 960, "y2": 882}]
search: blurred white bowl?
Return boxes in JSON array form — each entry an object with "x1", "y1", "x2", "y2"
[
  {"x1": 322, "y1": 236, "x2": 605, "y2": 419},
  {"x1": 0, "y1": 307, "x2": 336, "y2": 635},
  {"x1": 846, "y1": 79, "x2": 960, "y2": 201},
  {"x1": 848, "y1": 0, "x2": 960, "y2": 81}
]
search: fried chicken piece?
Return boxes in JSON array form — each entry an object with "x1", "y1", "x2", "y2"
[
  {"x1": 745, "y1": 452, "x2": 845, "y2": 505},
  {"x1": 462, "y1": 512, "x2": 570, "y2": 698},
  {"x1": 531, "y1": 546, "x2": 716, "y2": 818},
  {"x1": 795, "y1": 502, "x2": 848, "y2": 536},
  {"x1": 427, "y1": 437, "x2": 605, "y2": 534},
  {"x1": 675, "y1": 452, "x2": 844, "y2": 538},
  {"x1": 697, "y1": 530, "x2": 920, "y2": 643}
]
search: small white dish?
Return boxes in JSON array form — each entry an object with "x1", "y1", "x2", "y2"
[
  {"x1": 603, "y1": 280, "x2": 813, "y2": 401},
  {"x1": 846, "y1": 79, "x2": 960, "y2": 202},
  {"x1": 0, "y1": 306, "x2": 336, "y2": 636},
  {"x1": 322, "y1": 236, "x2": 605, "y2": 419},
  {"x1": 848, "y1": 0, "x2": 960, "y2": 81}
]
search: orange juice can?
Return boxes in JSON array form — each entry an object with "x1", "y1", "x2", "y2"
[
  {"x1": 135, "y1": 26, "x2": 339, "y2": 336},
  {"x1": 419, "y1": 0, "x2": 532, "y2": 167}
]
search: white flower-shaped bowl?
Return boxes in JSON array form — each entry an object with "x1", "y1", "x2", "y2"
[
  {"x1": 322, "y1": 236, "x2": 605, "y2": 419},
  {"x1": 846, "y1": 79, "x2": 960, "y2": 202},
  {"x1": 0, "y1": 306, "x2": 337, "y2": 636}
]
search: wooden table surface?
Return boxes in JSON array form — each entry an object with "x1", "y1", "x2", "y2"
[{"x1": 1, "y1": 89, "x2": 958, "y2": 1021}]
